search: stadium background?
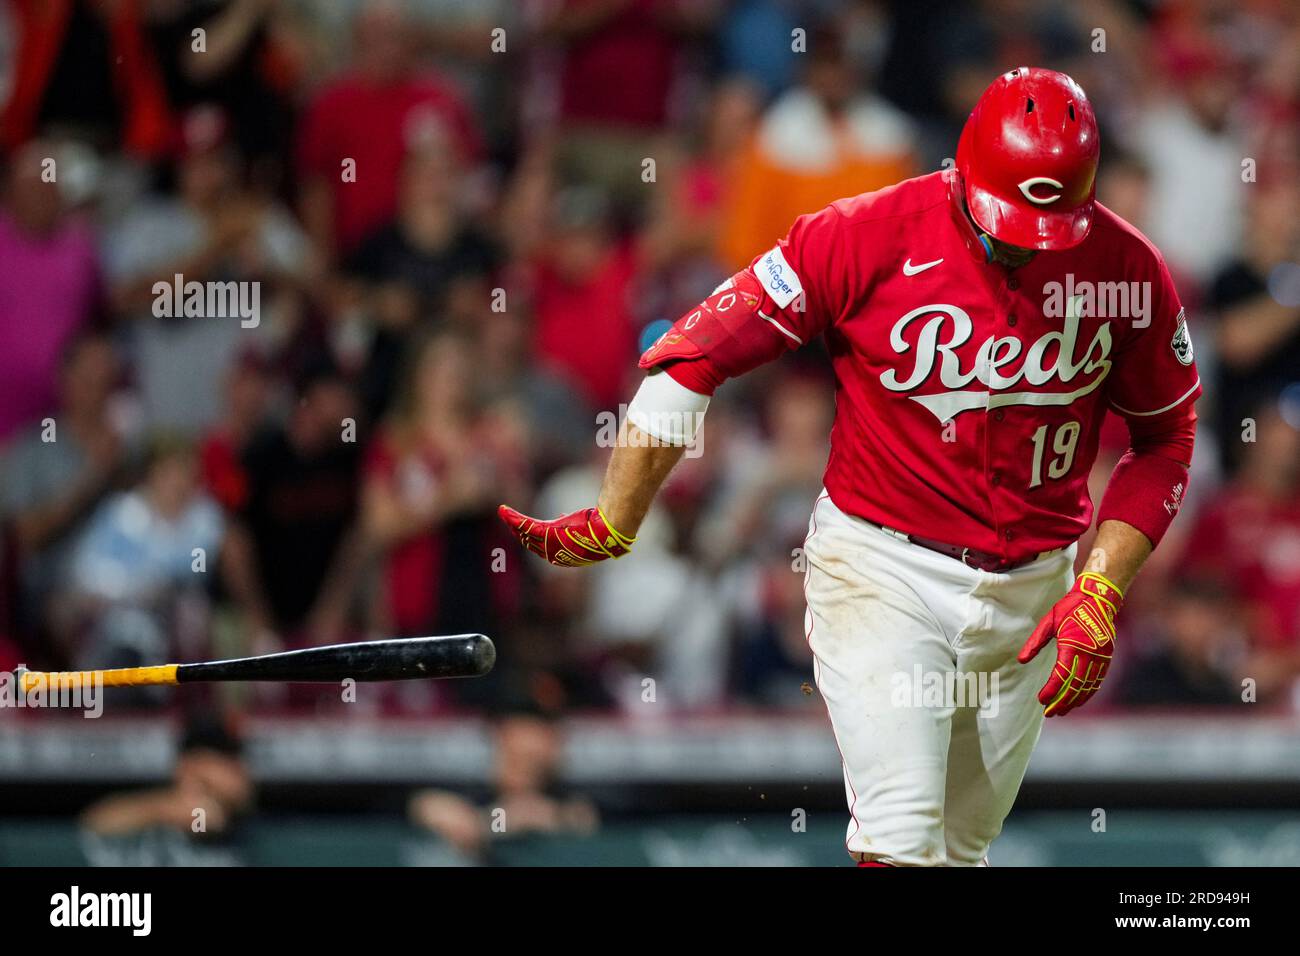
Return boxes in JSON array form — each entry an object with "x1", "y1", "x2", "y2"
[{"x1": 1, "y1": 0, "x2": 1298, "y2": 866}]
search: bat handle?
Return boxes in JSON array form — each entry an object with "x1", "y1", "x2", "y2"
[{"x1": 19, "y1": 665, "x2": 180, "y2": 693}]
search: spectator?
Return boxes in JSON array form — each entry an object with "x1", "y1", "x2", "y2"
[
  {"x1": 531, "y1": 443, "x2": 726, "y2": 711},
  {"x1": 695, "y1": 366, "x2": 833, "y2": 568},
  {"x1": 62, "y1": 434, "x2": 224, "y2": 673},
  {"x1": 717, "y1": 23, "x2": 917, "y2": 269},
  {"x1": 1, "y1": 0, "x2": 172, "y2": 157},
  {"x1": 730, "y1": 531, "x2": 815, "y2": 706},
  {"x1": 146, "y1": 0, "x2": 305, "y2": 191},
  {"x1": 1133, "y1": 48, "x2": 1248, "y2": 286},
  {"x1": 361, "y1": 330, "x2": 525, "y2": 651},
  {"x1": 933, "y1": 0, "x2": 1084, "y2": 138},
  {"x1": 637, "y1": 78, "x2": 761, "y2": 320},
  {"x1": 80, "y1": 714, "x2": 254, "y2": 865},
  {"x1": 0, "y1": 334, "x2": 132, "y2": 664},
  {"x1": 342, "y1": 134, "x2": 500, "y2": 420},
  {"x1": 221, "y1": 357, "x2": 364, "y2": 649},
  {"x1": 538, "y1": 0, "x2": 704, "y2": 131},
  {"x1": 1241, "y1": 12, "x2": 1300, "y2": 185},
  {"x1": 346, "y1": 134, "x2": 497, "y2": 324},
  {"x1": 1209, "y1": 180, "x2": 1300, "y2": 472},
  {"x1": 295, "y1": 0, "x2": 483, "y2": 260},
  {"x1": 0, "y1": 140, "x2": 104, "y2": 445},
  {"x1": 103, "y1": 104, "x2": 311, "y2": 433},
  {"x1": 408, "y1": 709, "x2": 597, "y2": 863},
  {"x1": 716, "y1": 0, "x2": 802, "y2": 100},
  {"x1": 199, "y1": 349, "x2": 276, "y2": 514},
  {"x1": 692, "y1": 368, "x2": 830, "y2": 705},
  {"x1": 1115, "y1": 578, "x2": 1243, "y2": 709},
  {"x1": 405, "y1": 0, "x2": 523, "y2": 156},
  {"x1": 1095, "y1": 149, "x2": 1153, "y2": 238},
  {"x1": 476, "y1": 306, "x2": 594, "y2": 475},
  {"x1": 532, "y1": 0, "x2": 714, "y2": 219},
  {"x1": 1181, "y1": 401, "x2": 1300, "y2": 702},
  {"x1": 519, "y1": 185, "x2": 641, "y2": 411}
]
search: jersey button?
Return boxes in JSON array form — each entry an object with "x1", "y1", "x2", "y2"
[
  {"x1": 990, "y1": 473, "x2": 1001, "y2": 486},
  {"x1": 994, "y1": 410, "x2": 1005, "y2": 421},
  {"x1": 1007, "y1": 278, "x2": 1020, "y2": 290},
  {"x1": 1007, "y1": 314, "x2": 1018, "y2": 326},
  {"x1": 1004, "y1": 529, "x2": 1015, "y2": 541}
]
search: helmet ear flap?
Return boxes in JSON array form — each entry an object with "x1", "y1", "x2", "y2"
[{"x1": 946, "y1": 167, "x2": 997, "y2": 263}]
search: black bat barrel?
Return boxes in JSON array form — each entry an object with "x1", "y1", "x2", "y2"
[{"x1": 177, "y1": 634, "x2": 496, "y2": 683}]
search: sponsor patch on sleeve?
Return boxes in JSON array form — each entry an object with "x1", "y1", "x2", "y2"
[
  {"x1": 756, "y1": 245, "x2": 804, "y2": 309},
  {"x1": 1171, "y1": 308, "x2": 1193, "y2": 366}
]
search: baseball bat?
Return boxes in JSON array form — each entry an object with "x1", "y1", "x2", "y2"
[{"x1": 16, "y1": 634, "x2": 495, "y2": 693}]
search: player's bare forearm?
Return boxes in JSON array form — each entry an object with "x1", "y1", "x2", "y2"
[
  {"x1": 595, "y1": 421, "x2": 686, "y2": 536},
  {"x1": 499, "y1": 419, "x2": 687, "y2": 566},
  {"x1": 1082, "y1": 519, "x2": 1152, "y2": 593}
]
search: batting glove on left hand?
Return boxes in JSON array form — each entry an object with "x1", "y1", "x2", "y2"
[{"x1": 1018, "y1": 571, "x2": 1123, "y2": 717}]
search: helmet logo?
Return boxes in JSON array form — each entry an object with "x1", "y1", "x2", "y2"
[{"x1": 1018, "y1": 176, "x2": 1063, "y2": 205}]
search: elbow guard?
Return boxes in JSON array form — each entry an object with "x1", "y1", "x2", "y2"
[{"x1": 638, "y1": 269, "x2": 804, "y2": 393}]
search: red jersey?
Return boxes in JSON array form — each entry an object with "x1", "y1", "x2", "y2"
[
  {"x1": 531, "y1": 246, "x2": 640, "y2": 410},
  {"x1": 648, "y1": 170, "x2": 1201, "y2": 563},
  {"x1": 296, "y1": 71, "x2": 483, "y2": 254},
  {"x1": 555, "y1": 0, "x2": 681, "y2": 129}
]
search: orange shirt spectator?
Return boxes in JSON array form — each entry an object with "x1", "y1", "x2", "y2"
[{"x1": 718, "y1": 44, "x2": 916, "y2": 270}]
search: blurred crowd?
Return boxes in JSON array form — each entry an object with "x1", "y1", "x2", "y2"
[{"x1": 2, "y1": 0, "x2": 1300, "y2": 720}]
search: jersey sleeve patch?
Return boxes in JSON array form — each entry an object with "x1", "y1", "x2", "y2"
[
  {"x1": 1171, "y1": 308, "x2": 1194, "y2": 366},
  {"x1": 756, "y1": 245, "x2": 804, "y2": 309}
]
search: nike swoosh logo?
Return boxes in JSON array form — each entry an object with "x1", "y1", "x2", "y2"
[{"x1": 903, "y1": 257, "x2": 944, "y2": 276}]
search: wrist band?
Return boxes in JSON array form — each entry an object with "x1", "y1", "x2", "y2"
[
  {"x1": 1078, "y1": 570, "x2": 1123, "y2": 605},
  {"x1": 597, "y1": 507, "x2": 636, "y2": 549}
]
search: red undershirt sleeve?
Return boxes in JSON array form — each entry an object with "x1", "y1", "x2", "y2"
[{"x1": 1096, "y1": 402, "x2": 1197, "y2": 548}]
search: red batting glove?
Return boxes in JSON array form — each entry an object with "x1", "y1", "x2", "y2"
[
  {"x1": 1017, "y1": 571, "x2": 1123, "y2": 718},
  {"x1": 498, "y1": 504, "x2": 635, "y2": 568}
]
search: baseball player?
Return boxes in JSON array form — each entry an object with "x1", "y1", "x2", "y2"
[{"x1": 499, "y1": 68, "x2": 1199, "y2": 866}]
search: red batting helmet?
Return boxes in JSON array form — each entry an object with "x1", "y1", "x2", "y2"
[{"x1": 956, "y1": 67, "x2": 1100, "y2": 251}]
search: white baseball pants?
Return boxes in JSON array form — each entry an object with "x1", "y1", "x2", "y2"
[{"x1": 802, "y1": 491, "x2": 1075, "y2": 866}]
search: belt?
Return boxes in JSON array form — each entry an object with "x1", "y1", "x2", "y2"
[{"x1": 870, "y1": 522, "x2": 1049, "y2": 573}]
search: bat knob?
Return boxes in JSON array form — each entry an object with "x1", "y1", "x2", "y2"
[{"x1": 14, "y1": 667, "x2": 38, "y2": 694}]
